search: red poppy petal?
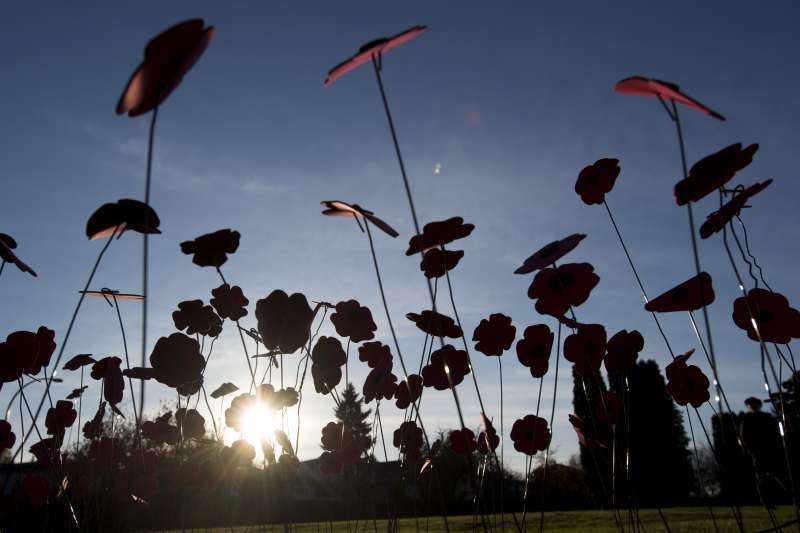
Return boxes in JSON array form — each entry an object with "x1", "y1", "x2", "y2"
[{"x1": 645, "y1": 272, "x2": 715, "y2": 313}]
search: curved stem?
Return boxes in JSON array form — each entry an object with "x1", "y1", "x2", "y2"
[
  {"x1": 12, "y1": 228, "x2": 117, "y2": 463},
  {"x1": 539, "y1": 320, "x2": 562, "y2": 532}
]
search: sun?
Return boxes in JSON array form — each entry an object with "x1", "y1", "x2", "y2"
[{"x1": 224, "y1": 402, "x2": 275, "y2": 448}]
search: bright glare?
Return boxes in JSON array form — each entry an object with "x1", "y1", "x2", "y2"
[{"x1": 224, "y1": 403, "x2": 275, "y2": 448}]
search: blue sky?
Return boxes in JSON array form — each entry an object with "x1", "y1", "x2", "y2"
[{"x1": 2, "y1": 2, "x2": 800, "y2": 471}]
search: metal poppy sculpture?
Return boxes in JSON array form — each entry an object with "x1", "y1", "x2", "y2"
[{"x1": 0, "y1": 232, "x2": 36, "y2": 278}]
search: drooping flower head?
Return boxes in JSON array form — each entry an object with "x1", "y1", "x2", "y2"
[
  {"x1": 90, "y1": 356, "x2": 125, "y2": 406},
  {"x1": 472, "y1": 313, "x2": 516, "y2": 357},
  {"x1": 700, "y1": 180, "x2": 772, "y2": 239},
  {"x1": 514, "y1": 234, "x2": 586, "y2": 275},
  {"x1": 0, "y1": 233, "x2": 36, "y2": 277},
  {"x1": 406, "y1": 310, "x2": 462, "y2": 338},
  {"x1": 420, "y1": 248, "x2": 464, "y2": 279},
  {"x1": 320, "y1": 200, "x2": 399, "y2": 237},
  {"x1": 732, "y1": 288, "x2": 800, "y2": 344},
  {"x1": 477, "y1": 415, "x2": 500, "y2": 455},
  {"x1": 569, "y1": 414, "x2": 606, "y2": 449},
  {"x1": 394, "y1": 374, "x2": 423, "y2": 409},
  {"x1": 614, "y1": 76, "x2": 725, "y2": 121},
  {"x1": 117, "y1": 19, "x2": 215, "y2": 117},
  {"x1": 405, "y1": 217, "x2": 474, "y2": 255},
  {"x1": 645, "y1": 272, "x2": 715, "y2": 313},
  {"x1": 311, "y1": 336, "x2": 347, "y2": 394},
  {"x1": 665, "y1": 349, "x2": 710, "y2": 408},
  {"x1": 575, "y1": 159, "x2": 620, "y2": 205},
  {"x1": 363, "y1": 358, "x2": 397, "y2": 403},
  {"x1": 674, "y1": 143, "x2": 758, "y2": 206},
  {"x1": 255, "y1": 290, "x2": 314, "y2": 354},
  {"x1": 86, "y1": 199, "x2": 161, "y2": 240},
  {"x1": 516, "y1": 324, "x2": 554, "y2": 378}
]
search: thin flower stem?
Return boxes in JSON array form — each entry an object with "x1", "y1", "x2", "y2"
[
  {"x1": 0, "y1": 260, "x2": 5, "y2": 278},
  {"x1": 140, "y1": 103, "x2": 159, "y2": 421},
  {"x1": 539, "y1": 320, "x2": 562, "y2": 533},
  {"x1": 13, "y1": 228, "x2": 117, "y2": 464},
  {"x1": 113, "y1": 296, "x2": 141, "y2": 435},
  {"x1": 201, "y1": 384, "x2": 220, "y2": 440},
  {"x1": 216, "y1": 267, "x2": 257, "y2": 392}
]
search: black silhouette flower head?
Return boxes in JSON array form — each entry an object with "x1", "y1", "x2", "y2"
[
  {"x1": 516, "y1": 324, "x2": 554, "y2": 378},
  {"x1": 406, "y1": 217, "x2": 474, "y2": 255},
  {"x1": 1, "y1": 326, "x2": 56, "y2": 380},
  {"x1": 0, "y1": 233, "x2": 36, "y2": 277},
  {"x1": 255, "y1": 290, "x2": 314, "y2": 354},
  {"x1": 700, "y1": 180, "x2": 772, "y2": 239},
  {"x1": 514, "y1": 234, "x2": 586, "y2": 275},
  {"x1": 363, "y1": 358, "x2": 397, "y2": 403},
  {"x1": 45, "y1": 400, "x2": 77, "y2": 441},
  {"x1": 645, "y1": 272, "x2": 714, "y2": 313},
  {"x1": 142, "y1": 412, "x2": 180, "y2": 445},
  {"x1": 117, "y1": 19, "x2": 215, "y2": 117},
  {"x1": 394, "y1": 374, "x2": 423, "y2": 409},
  {"x1": 449, "y1": 428, "x2": 477, "y2": 455},
  {"x1": 528, "y1": 263, "x2": 600, "y2": 318},
  {"x1": 421, "y1": 344, "x2": 470, "y2": 390},
  {"x1": 595, "y1": 391, "x2": 623, "y2": 426},
  {"x1": 614, "y1": 76, "x2": 725, "y2": 121},
  {"x1": 564, "y1": 324, "x2": 607, "y2": 377},
  {"x1": 510, "y1": 415, "x2": 550, "y2": 455},
  {"x1": 393, "y1": 420, "x2": 424, "y2": 463},
  {"x1": 569, "y1": 414, "x2": 606, "y2": 449},
  {"x1": 331, "y1": 299, "x2": 377, "y2": 342},
  {"x1": 172, "y1": 299, "x2": 219, "y2": 336},
  {"x1": 90, "y1": 356, "x2": 125, "y2": 406},
  {"x1": 406, "y1": 310, "x2": 462, "y2": 338},
  {"x1": 311, "y1": 336, "x2": 347, "y2": 394},
  {"x1": 420, "y1": 248, "x2": 464, "y2": 278},
  {"x1": 324, "y1": 25, "x2": 427, "y2": 86},
  {"x1": 674, "y1": 143, "x2": 759, "y2": 206},
  {"x1": 175, "y1": 408, "x2": 205, "y2": 440},
  {"x1": 575, "y1": 159, "x2": 620, "y2": 205},
  {"x1": 604, "y1": 330, "x2": 644, "y2": 375},
  {"x1": 472, "y1": 313, "x2": 516, "y2": 357},
  {"x1": 210, "y1": 382, "x2": 239, "y2": 399},
  {"x1": 180, "y1": 229, "x2": 241, "y2": 268},
  {"x1": 210, "y1": 283, "x2": 249, "y2": 321},
  {"x1": 86, "y1": 199, "x2": 161, "y2": 240},
  {"x1": 477, "y1": 415, "x2": 500, "y2": 455},
  {"x1": 358, "y1": 341, "x2": 392, "y2": 368},
  {"x1": 0, "y1": 420, "x2": 15, "y2": 453},
  {"x1": 149, "y1": 333, "x2": 205, "y2": 392},
  {"x1": 732, "y1": 288, "x2": 800, "y2": 344},
  {"x1": 665, "y1": 349, "x2": 710, "y2": 408},
  {"x1": 320, "y1": 200, "x2": 399, "y2": 237}
]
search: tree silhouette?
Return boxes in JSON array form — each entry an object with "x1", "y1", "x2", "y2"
[
  {"x1": 571, "y1": 367, "x2": 612, "y2": 507},
  {"x1": 610, "y1": 359, "x2": 694, "y2": 507},
  {"x1": 334, "y1": 382, "x2": 372, "y2": 457}
]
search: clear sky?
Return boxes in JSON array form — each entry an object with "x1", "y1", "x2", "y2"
[{"x1": 2, "y1": 2, "x2": 800, "y2": 472}]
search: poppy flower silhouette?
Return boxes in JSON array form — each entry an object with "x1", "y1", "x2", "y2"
[
  {"x1": 477, "y1": 416, "x2": 500, "y2": 455},
  {"x1": 363, "y1": 358, "x2": 397, "y2": 403},
  {"x1": 358, "y1": 341, "x2": 392, "y2": 368},
  {"x1": 510, "y1": 415, "x2": 550, "y2": 455},
  {"x1": 472, "y1": 313, "x2": 516, "y2": 357},
  {"x1": 122, "y1": 367, "x2": 155, "y2": 380},
  {"x1": 700, "y1": 180, "x2": 772, "y2": 239},
  {"x1": 604, "y1": 330, "x2": 644, "y2": 375},
  {"x1": 0, "y1": 420, "x2": 16, "y2": 453},
  {"x1": 514, "y1": 234, "x2": 586, "y2": 275},
  {"x1": 569, "y1": 414, "x2": 606, "y2": 449},
  {"x1": 210, "y1": 283, "x2": 249, "y2": 322},
  {"x1": 22, "y1": 475, "x2": 49, "y2": 509},
  {"x1": 149, "y1": 333, "x2": 205, "y2": 391},
  {"x1": 172, "y1": 299, "x2": 220, "y2": 336},
  {"x1": 406, "y1": 217, "x2": 475, "y2": 255},
  {"x1": 324, "y1": 25, "x2": 427, "y2": 86},
  {"x1": 66, "y1": 386, "x2": 88, "y2": 400},
  {"x1": 733, "y1": 288, "x2": 800, "y2": 344},
  {"x1": 2, "y1": 326, "x2": 55, "y2": 378},
  {"x1": 420, "y1": 248, "x2": 464, "y2": 279},
  {"x1": 311, "y1": 336, "x2": 347, "y2": 394},
  {"x1": 614, "y1": 76, "x2": 725, "y2": 121},
  {"x1": 406, "y1": 310, "x2": 462, "y2": 338},
  {"x1": 528, "y1": 263, "x2": 600, "y2": 318},
  {"x1": 30, "y1": 437, "x2": 61, "y2": 467},
  {"x1": 255, "y1": 290, "x2": 314, "y2": 354},
  {"x1": 180, "y1": 229, "x2": 241, "y2": 268},
  {"x1": 225, "y1": 393, "x2": 255, "y2": 432},
  {"x1": 594, "y1": 391, "x2": 623, "y2": 426},
  {"x1": 90, "y1": 356, "x2": 125, "y2": 406},
  {"x1": 421, "y1": 344, "x2": 470, "y2": 390},
  {"x1": 83, "y1": 402, "x2": 106, "y2": 440},
  {"x1": 0, "y1": 233, "x2": 36, "y2": 277},
  {"x1": 674, "y1": 143, "x2": 759, "y2": 206},
  {"x1": 516, "y1": 324, "x2": 554, "y2": 378},
  {"x1": 575, "y1": 159, "x2": 621, "y2": 205},
  {"x1": 665, "y1": 349, "x2": 710, "y2": 408},
  {"x1": 142, "y1": 412, "x2": 180, "y2": 445},
  {"x1": 564, "y1": 324, "x2": 607, "y2": 377},
  {"x1": 224, "y1": 439, "x2": 256, "y2": 467},
  {"x1": 394, "y1": 374, "x2": 423, "y2": 409},
  {"x1": 210, "y1": 382, "x2": 239, "y2": 399},
  {"x1": 320, "y1": 201, "x2": 399, "y2": 237},
  {"x1": 117, "y1": 19, "x2": 215, "y2": 117},
  {"x1": 319, "y1": 422, "x2": 368, "y2": 473},
  {"x1": 449, "y1": 428, "x2": 478, "y2": 455},
  {"x1": 175, "y1": 408, "x2": 205, "y2": 440},
  {"x1": 86, "y1": 199, "x2": 162, "y2": 241},
  {"x1": 330, "y1": 299, "x2": 377, "y2": 342},
  {"x1": 393, "y1": 420, "x2": 424, "y2": 462},
  {"x1": 45, "y1": 400, "x2": 77, "y2": 441},
  {"x1": 645, "y1": 272, "x2": 715, "y2": 313}
]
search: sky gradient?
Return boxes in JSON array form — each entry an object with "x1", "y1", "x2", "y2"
[{"x1": 2, "y1": 2, "x2": 800, "y2": 471}]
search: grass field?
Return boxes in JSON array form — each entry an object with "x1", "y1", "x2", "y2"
[{"x1": 156, "y1": 506, "x2": 798, "y2": 532}]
